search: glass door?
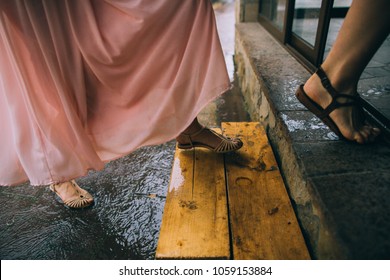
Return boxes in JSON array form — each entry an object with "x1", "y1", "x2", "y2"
[
  {"x1": 258, "y1": 0, "x2": 288, "y2": 42},
  {"x1": 259, "y1": 0, "x2": 351, "y2": 70}
]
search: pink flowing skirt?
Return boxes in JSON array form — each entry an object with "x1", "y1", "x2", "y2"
[{"x1": 0, "y1": 0, "x2": 230, "y2": 186}]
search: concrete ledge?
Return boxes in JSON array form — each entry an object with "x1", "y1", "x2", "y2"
[{"x1": 234, "y1": 22, "x2": 390, "y2": 259}]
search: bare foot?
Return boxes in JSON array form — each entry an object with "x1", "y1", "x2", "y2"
[
  {"x1": 50, "y1": 180, "x2": 94, "y2": 208},
  {"x1": 303, "y1": 73, "x2": 380, "y2": 144}
]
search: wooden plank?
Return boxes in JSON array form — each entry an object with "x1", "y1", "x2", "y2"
[
  {"x1": 155, "y1": 131, "x2": 230, "y2": 259},
  {"x1": 222, "y1": 122, "x2": 310, "y2": 260}
]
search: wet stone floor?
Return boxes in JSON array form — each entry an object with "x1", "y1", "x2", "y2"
[
  {"x1": 0, "y1": 0, "x2": 248, "y2": 260},
  {"x1": 0, "y1": 143, "x2": 175, "y2": 259}
]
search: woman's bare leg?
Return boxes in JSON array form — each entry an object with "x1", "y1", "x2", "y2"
[{"x1": 303, "y1": 0, "x2": 390, "y2": 143}]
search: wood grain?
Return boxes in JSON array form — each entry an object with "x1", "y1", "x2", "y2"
[
  {"x1": 222, "y1": 122, "x2": 310, "y2": 260},
  {"x1": 156, "y1": 130, "x2": 230, "y2": 259}
]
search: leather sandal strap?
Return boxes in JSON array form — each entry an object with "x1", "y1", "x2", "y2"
[
  {"x1": 316, "y1": 67, "x2": 363, "y2": 119},
  {"x1": 208, "y1": 129, "x2": 241, "y2": 153},
  {"x1": 179, "y1": 126, "x2": 206, "y2": 148},
  {"x1": 214, "y1": 137, "x2": 236, "y2": 153},
  {"x1": 180, "y1": 126, "x2": 206, "y2": 137},
  {"x1": 316, "y1": 67, "x2": 339, "y2": 98},
  {"x1": 319, "y1": 94, "x2": 362, "y2": 118}
]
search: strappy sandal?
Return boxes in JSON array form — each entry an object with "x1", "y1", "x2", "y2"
[
  {"x1": 177, "y1": 126, "x2": 243, "y2": 153},
  {"x1": 295, "y1": 66, "x2": 366, "y2": 141},
  {"x1": 50, "y1": 180, "x2": 94, "y2": 209}
]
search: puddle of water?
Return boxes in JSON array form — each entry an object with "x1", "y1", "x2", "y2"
[
  {"x1": 281, "y1": 114, "x2": 306, "y2": 132},
  {"x1": 0, "y1": 142, "x2": 175, "y2": 260},
  {"x1": 169, "y1": 157, "x2": 185, "y2": 193},
  {"x1": 235, "y1": 177, "x2": 253, "y2": 187}
]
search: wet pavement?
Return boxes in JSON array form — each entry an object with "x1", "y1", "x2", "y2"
[
  {"x1": 0, "y1": 0, "x2": 248, "y2": 260},
  {"x1": 0, "y1": 144, "x2": 174, "y2": 259}
]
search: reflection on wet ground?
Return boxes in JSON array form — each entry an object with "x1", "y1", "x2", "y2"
[
  {"x1": 0, "y1": 143, "x2": 174, "y2": 259},
  {"x1": 0, "y1": 0, "x2": 248, "y2": 260}
]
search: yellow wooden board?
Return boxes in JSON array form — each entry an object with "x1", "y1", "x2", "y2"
[
  {"x1": 155, "y1": 132, "x2": 230, "y2": 259},
  {"x1": 222, "y1": 122, "x2": 310, "y2": 260}
]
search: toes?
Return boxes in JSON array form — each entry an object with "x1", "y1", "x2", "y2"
[
  {"x1": 354, "y1": 132, "x2": 366, "y2": 144},
  {"x1": 361, "y1": 126, "x2": 372, "y2": 141},
  {"x1": 372, "y1": 127, "x2": 381, "y2": 137},
  {"x1": 354, "y1": 125, "x2": 380, "y2": 144},
  {"x1": 368, "y1": 127, "x2": 381, "y2": 142}
]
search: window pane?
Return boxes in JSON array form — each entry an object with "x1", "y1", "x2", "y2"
[
  {"x1": 333, "y1": 0, "x2": 352, "y2": 7},
  {"x1": 292, "y1": 0, "x2": 322, "y2": 47},
  {"x1": 323, "y1": 0, "x2": 352, "y2": 59},
  {"x1": 260, "y1": 0, "x2": 287, "y2": 30}
]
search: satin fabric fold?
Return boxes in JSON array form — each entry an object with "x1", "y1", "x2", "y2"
[{"x1": 0, "y1": 0, "x2": 230, "y2": 186}]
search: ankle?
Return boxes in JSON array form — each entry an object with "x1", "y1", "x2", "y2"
[
  {"x1": 320, "y1": 65, "x2": 358, "y2": 95},
  {"x1": 176, "y1": 133, "x2": 190, "y2": 144},
  {"x1": 304, "y1": 74, "x2": 328, "y2": 104},
  {"x1": 180, "y1": 122, "x2": 204, "y2": 135}
]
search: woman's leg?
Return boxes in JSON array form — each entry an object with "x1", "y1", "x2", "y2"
[{"x1": 302, "y1": 0, "x2": 390, "y2": 143}]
